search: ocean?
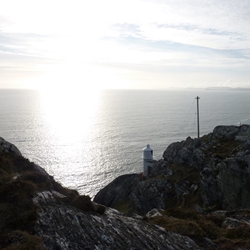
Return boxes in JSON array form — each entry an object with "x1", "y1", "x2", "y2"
[{"x1": 0, "y1": 88, "x2": 250, "y2": 197}]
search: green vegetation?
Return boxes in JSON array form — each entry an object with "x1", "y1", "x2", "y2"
[
  {"x1": 161, "y1": 164, "x2": 202, "y2": 209},
  {"x1": 202, "y1": 136, "x2": 242, "y2": 160},
  {"x1": 162, "y1": 163, "x2": 199, "y2": 185},
  {"x1": 113, "y1": 199, "x2": 131, "y2": 214},
  {"x1": 147, "y1": 208, "x2": 250, "y2": 250},
  {"x1": 0, "y1": 151, "x2": 105, "y2": 249},
  {"x1": 0, "y1": 152, "x2": 43, "y2": 249}
]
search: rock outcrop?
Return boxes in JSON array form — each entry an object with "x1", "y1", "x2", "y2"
[
  {"x1": 0, "y1": 136, "x2": 22, "y2": 156},
  {"x1": 94, "y1": 125, "x2": 250, "y2": 215},
  {"x1": 0, "y1": 137, "x2": 202, "y2": 250},
  {"x1": 33, "y1": 191, "x2": 201, "y2": 250}
]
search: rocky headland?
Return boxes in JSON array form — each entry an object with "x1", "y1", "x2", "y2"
[
  {"x1": 0, "y1": 137, "x2": 201, "y2": 249},
  {"x1": 94, "y1": 125, "x2": 250, "y2": 214},
  {"x1": 94, "y1": 124, "x2": 250, "y2": 249},
  {"x1": 1, "y1": 124, "x2": 250, "y2": 249}
]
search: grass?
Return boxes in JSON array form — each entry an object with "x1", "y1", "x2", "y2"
[
  {"x1": 0, "y1": 230, "x2": 44, "y2": 250},
  {"x1": 0, "y1": 151, "x2": 106, "y2": 249},
  {"x1": 216, "y1": 239, "x2": 250, "y2": 250},
  {"x1": 202, "y1": 137, "x2": 242, "y2": 160},
  {"x1": 162, "y1": 164, "x2": 203, "y2": 209},
  {"x1": 144, "y1": 135, "x2": 250, "y2": 249},
  {"x1": 0, "y1": 153, "x2": 42, "y2": 249},
  {"x1": 147, "y1": 208, "x2": 250, "y2": 249},
  {"x1": 167, "y1": 163, "x2": 201, "y2": 184},
  {"x1": 113, "y1": 199, "x2": 131, "y2": 214},
  {"x1": 150, "y1": 216, "x2": 205, "y2": 238}
]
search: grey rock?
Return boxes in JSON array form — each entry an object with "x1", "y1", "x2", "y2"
[
  {"x1": 194, "y1": 204, "x2": 205, "y2": 214},
  {"x1": 210, "y1": 210, "x2": 227, "y2": 217},
  {"x1": 130, "y1": 179, "x2": 173, "y2": 214},
  {"x1": 222, "y1": 217, "x2": 243, "y2": 229},
  {"x1": 0, "y1": 137, "x2": 22, "y2": 156},
  {"x1": 162, "y1": 138, "x2": 206, "y2": 170},
  {"x1": 200, "y1": 167, "x2": 220, "y2": 208},
  {"x1": 146, "y1": 208, "x2": 162, "y2": 218},
  {"x1": 203, "y1": 237, "x2": 218, "y2": 250},
  {"x1": 94, "y1": 174, "x2": 140, "y2": 208},
  {"x1": 217, "y1": 157, "x2": 250, "y2": 209},
  {"x1": 34, "y1": 191, "x2": 202, "y2": 250},
  {"x1": 96, "y1": 125, "x2": 250, "y2": 214},
  {"x1": 213, "y1": 125, "x2": 239, "y2": 139}
]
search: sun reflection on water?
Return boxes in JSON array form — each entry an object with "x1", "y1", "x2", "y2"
[{"x1": 40, "y1": 88, "x2": 101, "y2": 144}]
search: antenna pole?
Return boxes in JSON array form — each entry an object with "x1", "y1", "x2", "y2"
[{"x1": 196, "y1": 96, "x2": 200, "y2": 138}]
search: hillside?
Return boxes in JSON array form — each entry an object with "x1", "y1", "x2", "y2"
[
  {"x1": 1, "y1": 124, "x2": 250, "y2": 249},
  {"x1": 94, "y1": 125, "x2": 250, "y2": 249},
  {"x1": 0, "y1": 137, "x2": 201, "y2": 250}
]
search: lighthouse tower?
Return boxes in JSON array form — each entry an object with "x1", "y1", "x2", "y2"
[{"x1": 143, "y1": 144, "x2": 153, "y2": 176}]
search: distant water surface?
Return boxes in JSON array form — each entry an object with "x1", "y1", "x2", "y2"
[{"x1": 0, "y1": 89, "x2": 249, "y2": 197}]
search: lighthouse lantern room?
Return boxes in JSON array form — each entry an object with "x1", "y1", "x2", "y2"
[{"x1": 143, "y1": 144, "x2": 153, "y2": 176}]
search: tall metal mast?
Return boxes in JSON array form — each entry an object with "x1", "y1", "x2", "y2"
[{"x1": 196, "y1": 96, "x2": 200, "y2": 138}]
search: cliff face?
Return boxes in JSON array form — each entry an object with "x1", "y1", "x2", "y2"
[
  {"x1": 94, "y1": 125, "x2": 250, "y2": 214},
  {"x1": 0, "y1": 137, "x2": 201, "y2": 250}
]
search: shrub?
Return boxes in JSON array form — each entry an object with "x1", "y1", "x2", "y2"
[
  {"x1": 163, "y1": 208, "x2": 199, "y2": 220},
  {"x1": 225, "y1": 224, "x2": 250, "y2": 240},
  {"x1": 72, "y1": 195, "x2": 93, "y2": 211},
  {"x1": 18, "y1": 171, "x2": 52, "y2": 191},
  {"x1": 150, "y1": 216, "x2": 204, "y2": 238},
  {"x1": 216, "y1": 238, "x2": 250, "y2": 250},
  {"x1": 205, "y1": 214, "x2": 225, "y2": 227},
  {"x1": 0, "y1": 153, "x2": 15, "y2": 173},
  {"x1": 65, "y1": 194, "x2": 106, "y2": 214},
  {"x1": 198, "y1": 218, "x2": 221, "y2": 239},
  {"x1": 0, "y1": 230, "x2": 44, "y2": 250},
  {"x1": 92, "y1": 202, "x2": 106, "y2": 215},
  {"x1": 0, "y1": 179, "x2": 36, "y2": 202}
]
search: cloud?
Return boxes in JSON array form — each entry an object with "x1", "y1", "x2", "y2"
[
  {"x1": 0, "y1": 0, "x2": 250, "y2": 89},
  {"x1": 105, "y1": 0, "x2": 250, "y2": 50}
]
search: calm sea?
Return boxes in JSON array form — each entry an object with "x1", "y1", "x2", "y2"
[{"x1": 0, "y1": 89, "x2": 249, "y2": 197}]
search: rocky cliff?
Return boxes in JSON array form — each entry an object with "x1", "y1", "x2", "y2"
[
  {"x1": 2, "y1": 124, "x2": 250, "y2": 250},
  {"x1": 94, "y1": 125, "x2": 250, "y2": 249},
  {"x1": 0, "y1": 137, "x2": 201, "y2": 250},
  {"x1": 94, "y1": 125, "x2": 250, "y2": 215}
]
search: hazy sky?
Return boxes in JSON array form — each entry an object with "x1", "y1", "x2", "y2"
[{"x1": 0, "y1": 0, "x2": 250, "y2": 90}]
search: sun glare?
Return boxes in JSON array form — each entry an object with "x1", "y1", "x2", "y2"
[
  {"x1": 40, "y1": 86, "x2": 101, "y2": 144},
  {"x1": 36, "y1": 62, "x2": 119, "y2": 91}
]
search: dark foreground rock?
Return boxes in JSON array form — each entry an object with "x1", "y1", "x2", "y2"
[
  {"x1": 0, "y1": 136, "x2": 22, "y2": 156},
  {"x1": 34, "y1": 191, "x2": 201, "y2": 250},
  {"x1": 0, "y1": 137, "x2": 201, "y2": 250}
]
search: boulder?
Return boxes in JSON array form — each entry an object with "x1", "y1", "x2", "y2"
[{"x1": 94, "y1": 174, "x2": 140, "y2": 208}]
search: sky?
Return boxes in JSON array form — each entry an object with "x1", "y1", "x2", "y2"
[{"x1": 0, "y1": 0, "x2": 250, "y2": 90}]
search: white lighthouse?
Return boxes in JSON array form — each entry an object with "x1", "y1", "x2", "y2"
[{"x1": 143, "y1": 144, "x2": 153, "y2": 176}]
